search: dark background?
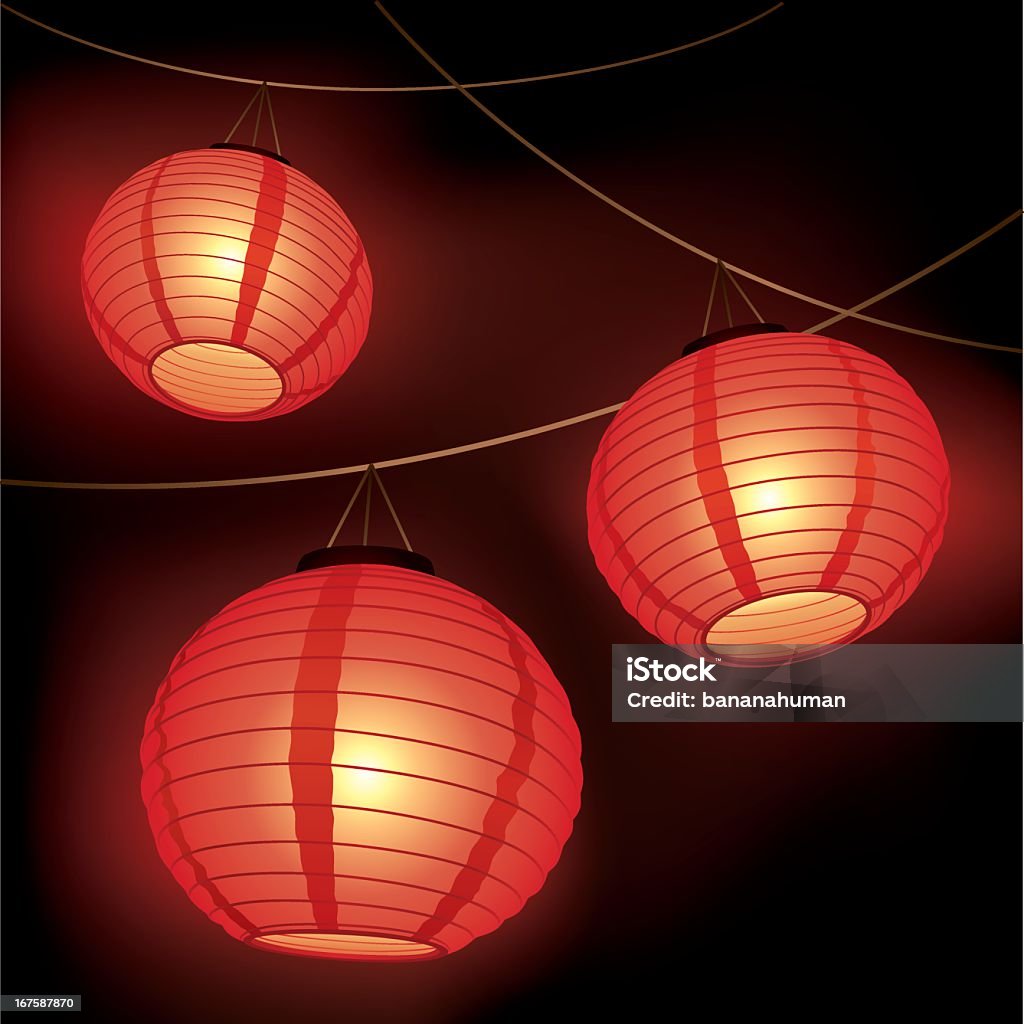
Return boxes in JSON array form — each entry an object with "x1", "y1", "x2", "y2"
[{"x1": 2, "y1": 2, "x2": 1021, "y2": 1020}]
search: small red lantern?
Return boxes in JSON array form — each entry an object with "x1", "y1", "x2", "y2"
[
  {"x1": 587, "y1": 325, "x2": 950, "y2": 665},
  {"x1": 82, "y1": 144, "x2": 372, "y2": 420},
  {"x1": 141, "y1": 546, "x2": 582, "y2": 961}
]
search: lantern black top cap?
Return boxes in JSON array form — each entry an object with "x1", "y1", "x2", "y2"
[
  {"x1": 210, "y1": 141, "x2": 291, "y2": 166},
  {"x1": 682, "y1": 322, "x2": 788, "y2": 357},
  {"x1": 296, "y1": 545, "x2": 436, "y2": 577}
]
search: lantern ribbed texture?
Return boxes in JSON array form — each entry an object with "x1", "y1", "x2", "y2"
[
  {"x1": 587, "y1": 330, "x2": 950, "y2": 665},
  {"x1": 140, "y1": 559, "x2": 582, "y2": 961},
  {"x1": 82, "y1": 146, "x2": 372, "y2": 420}
]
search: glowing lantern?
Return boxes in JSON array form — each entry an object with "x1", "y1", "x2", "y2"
[
  {"x1": 81, "y1": 143, "x2": 372, "y2": 420},
  {"x1": 587, "y1": 325, "x2": 950, "y2": 665},
  {"x1": 140, "y1": 545, "x2": 582, "y2": 961}
]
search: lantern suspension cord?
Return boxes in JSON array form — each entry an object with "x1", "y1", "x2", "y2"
[
  {"x1": 1, "y1": 214, "x2": 1019, "y2": 493},
  {"x1": 369, "y1": 465, "x2": 414, "y2": 551},
  {"x1": 0, "y1": 2, "x2": 784, "y2": 92},
  {"x1": 224, "y1": 85, "x2": 262, "y2": 143},
  {"x1": 362, "y1": 469, "x2": 373, "y2": 544},
  {"x1": 251, "y1": 87, "x2": 267, "y2": 147},
  {"x1": 701, "y1": 262, "x2": 722, "y2": 336},
  {"x1": 375, "y1": 3, "x2": 1021, "y2": 354},
  {"x1": 702, "y1": 259, "x2": 760, "y2": 333},
  {"x1": 263, "y1": 85, "x2": 283, "y2": 154},
  {"x1": 225, "y1": 82, "x2": 282, "y2": 152},
  {"x1": 326, "y1": 468, "x2": 370, "y2": 545},
  {"x1": 325, "y1": 464, "x2": 414, "y2": 549},
  {"x1": 721, "y1": 265, "x2": 733, "y2": 327},
  {"x1": 720, "y1": 263, "x2": 766, "y2": 323}
]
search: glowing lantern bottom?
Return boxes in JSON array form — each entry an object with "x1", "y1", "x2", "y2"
[{"x1": 140, "y1": 546, "x2": 583, "y2": 961}]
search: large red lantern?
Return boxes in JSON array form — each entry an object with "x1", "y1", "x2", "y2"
[
  {"x1": 587, "y1": 325, "x2": 950, "y2": 665},
  {"x1": 81, "y1": 143, "x2": 372, "y2": 420},
  {"x1": 140, "y1": 546, "x2": 582, "y2": 961}
]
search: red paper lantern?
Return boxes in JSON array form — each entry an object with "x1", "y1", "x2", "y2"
[
  {"x1": 82, "y1": 144, "x2": 372, "y2": 420},
  {"x1": 587, "y1": 325, "x2": 950, "y2": 665},
  {"x1": 140, "y1": 546, "x2": 582, "y2": 961}
]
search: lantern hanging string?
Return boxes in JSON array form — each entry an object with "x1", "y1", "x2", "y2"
[
  {"x1": 0, "y1": 2, "x2": 784, "y2": 92},
  {"x1": 224, "y1": 85, "x2": 262, "y2": 143},
  {"x1": 720, "y1": 263, "x2": 765, "y2": 323},
  {"x1": 362, "y1": 469, "x2": 373, "y2": 543},
  {"x1": 370, "y1": 465, "x2": 414, "y2": 550},
  {"x1": 326, "y1": 465, "x2": 413, "y2": 549},
  {"x1": 251, "y1": 87, "x2": 266, "y2": 146},
  {"x1": 225, "y1": 82, "x2": 282, "y2": 152},
  {"x1": 326, "y1": 467, "x2": 371, "y2": 545},
  {"x1": 375, "y1": 2, "x2": 1021, "y2": 353},
  {"x1": 701, "y1": 262, "x2": 722, "y2": 336},
  {"x1": 1, "y1": 212, "x2": 1018, "y2": 492},
  {"x1": 263, "y1": 84, "x2": 282, "y2": 153},
  {"x1": 700, "y1": 260, "x2": 762, "y2": 334}
]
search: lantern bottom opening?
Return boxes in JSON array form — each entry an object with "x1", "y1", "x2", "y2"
[
  {"x1": 249, "y1": 931, "x2": 446, "y2": 961},
  {"x1": 704, "y1": 590, "x2": 868, "y2": 665},
  {"x1": 150, "y1": 342, "x2": 284, "y2": 416}
]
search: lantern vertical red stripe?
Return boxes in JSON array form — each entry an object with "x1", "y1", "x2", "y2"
[
  {"x1": 287, "y1": 574, "x2": 350, "y2": 934},
  {"x1": 139, "y1": 156, "x2": 185, "y2": 348},
  {"x1": 413, "y1": 601, "x2": 539, "y2": 944},
  {"x1": 231, "y1": 156, "x2": 287, "y2": 347},
  {"x1": 587, "y1": 328, "x2": 950, "y2": 664},
  {"x1": 140, "y1": 551, "x2": 582, "y2": 961},
  {"x1": 692, "y1": 343, "x2": 762, "y2": 604},
  {"x1": 819, "y1": 338, "x2": 876, "y2": 591},
  {"x1": 82, "y1": 146, "x2": 372, "y2": 420},
  {"x1": 278, "y1": 240, "x2": 367, "y2": 376}
]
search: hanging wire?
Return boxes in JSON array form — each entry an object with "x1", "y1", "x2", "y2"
[
  {"x1": 0, "y1": 6, "x2": 1019, "y2": 493},
  {"x1": 1, "y1": 0, "x2": 1013, "y2": 349},
  {"x1": 802, "y1": 225, "x2": 1010, "y2": 333},
  {"x1": 375, "y1": 2, "x2": 1021, "y2": 352},
  {"x1": 0, "y1": 2, "x2": 785, "y2": 93},
  {"x1": 1, "y1": 212, "x2": 1019, "y2": 493}
]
